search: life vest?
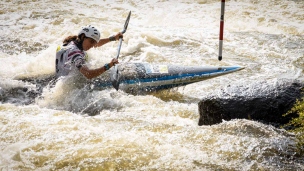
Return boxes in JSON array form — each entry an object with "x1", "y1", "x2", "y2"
[{"x1": 55, "y1": 41, "x2": 88, "y2": 78}]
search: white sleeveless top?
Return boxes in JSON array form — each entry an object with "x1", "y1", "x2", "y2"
[{"x1": 55, "y1": 41, "x2": 88, "y2": 78}]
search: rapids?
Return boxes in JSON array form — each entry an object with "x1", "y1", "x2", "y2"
[{"x1": 0, "y1": 0, "x2": 303, "y2": 170}]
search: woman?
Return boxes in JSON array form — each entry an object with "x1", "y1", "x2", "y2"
[{"x1": 55, "y1": 25, "x2": 122, "y2": 79}]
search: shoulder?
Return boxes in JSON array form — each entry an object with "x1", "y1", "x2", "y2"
[{"x1": 67, "y1": 42, "x2": 85, "y2": 58}]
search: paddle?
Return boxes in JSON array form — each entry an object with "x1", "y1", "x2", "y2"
[
  {"x1": 218, "y1": 0, "x2": 225, "y2": 61},
  {"x1": 111, "y1": 11, "x2": 131, "y2": 90}
]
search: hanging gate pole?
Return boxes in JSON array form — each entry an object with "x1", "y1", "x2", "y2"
[{"x1": 218, "y1": 0, "x2": 225, "y2": 61}]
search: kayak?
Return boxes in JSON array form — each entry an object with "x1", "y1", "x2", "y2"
[{"x1": 92, "y1": 62, "x2": 244, "y2": 92}]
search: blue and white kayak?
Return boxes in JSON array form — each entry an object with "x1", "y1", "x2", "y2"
[{"x1": 93, "y1": 63, "x2": 244, "y2": 92}]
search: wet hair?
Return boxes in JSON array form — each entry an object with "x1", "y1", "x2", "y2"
[
  {"x1": 62, "y1": 34, "x2": 85, "y2": 50},
  {"x1": 63, "y1": 35, "x2": 78, "y2": 46}
]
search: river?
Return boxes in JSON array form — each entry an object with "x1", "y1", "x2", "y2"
[{"x1": 0, "y1": 0, "x2": 303, "y2": 170}]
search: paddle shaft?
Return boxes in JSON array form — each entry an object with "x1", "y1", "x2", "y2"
[
  {"x1": 218, "y1": 0, "x2": 225, "y2": 61},
  {"x1": 116, "y1": 38, "x2": 123, "y2": 59},
  {"x1": 115, "y1": 11, "x2": 131, "y2": 60},
  {"x1": 111, "y1": 11, "x2": 131, "y2": 90}
]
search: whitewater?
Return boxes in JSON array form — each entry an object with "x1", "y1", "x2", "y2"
[{"x1": 0, "y1": 0, "x2": 303, "y2": 170}]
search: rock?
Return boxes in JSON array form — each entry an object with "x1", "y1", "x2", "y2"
[{"x1": 198, "y1": 79, "x2": 304, "y2": 126}]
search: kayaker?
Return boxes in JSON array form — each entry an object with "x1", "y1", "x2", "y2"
[{"x1": 55, "y1": 25, "x2": 122, "y2": 79}]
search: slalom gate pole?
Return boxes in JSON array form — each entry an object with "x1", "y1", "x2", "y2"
[{"x1": 218, "y1": 0, "x2": 225, "y2": 61}]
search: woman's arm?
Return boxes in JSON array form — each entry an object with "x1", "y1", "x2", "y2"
[
  {"x1": 94, "y1": 32, "x2": 123, "y2": 47},
  {"x1": 79, "y1": 58, "x2": 119, "y2": 79},
  {"x1": 95, "y1": 38, "x2": 111, "y2": 47}
]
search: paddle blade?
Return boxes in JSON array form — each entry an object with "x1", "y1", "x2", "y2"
[
  {"x1": 121, "y1": 11, "x2": 131, "y2": 34},
  {"x1": 110, "y1": 65, "x2": 120, "y2": 90}
]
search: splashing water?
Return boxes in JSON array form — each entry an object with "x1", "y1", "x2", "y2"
[{"x1": 0, "y1": 0, "x2": 303, "y2": 170}]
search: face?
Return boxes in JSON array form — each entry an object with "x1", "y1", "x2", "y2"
[{"x1": 82, "y1": 37, "x2": 97, "y2": 51}]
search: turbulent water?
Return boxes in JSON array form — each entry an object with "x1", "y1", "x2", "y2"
[{"x1": 0, "y1": 0, "x2": 304, "y2": 170}]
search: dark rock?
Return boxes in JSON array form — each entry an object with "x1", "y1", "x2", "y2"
[{"x1": 198, "y1": 79, "x2": 304, "y2": 126}]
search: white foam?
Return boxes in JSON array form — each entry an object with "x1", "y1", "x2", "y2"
[{"x1": 0, "y1": 0, "x2": 303, "y2": 170}]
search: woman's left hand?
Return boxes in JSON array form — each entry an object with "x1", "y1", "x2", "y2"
[{"x1": 114, "y1": 32, "x2": 123, "y2": 41}]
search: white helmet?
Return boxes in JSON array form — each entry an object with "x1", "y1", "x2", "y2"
[{"x1": 78, "y1": 25, "x2": 100, "y2": 43}]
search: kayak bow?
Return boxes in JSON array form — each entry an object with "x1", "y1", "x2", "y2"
[{"x1": 95, "y1": 63, "x2": 244, "y2": 92}]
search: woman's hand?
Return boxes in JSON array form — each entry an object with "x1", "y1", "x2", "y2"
[
  {"x1": 109, "y1": 58, "x2": 119, "y2": 67},
  {"x1": 114, "y1": 32, "x2": 123, "y2": 41}
]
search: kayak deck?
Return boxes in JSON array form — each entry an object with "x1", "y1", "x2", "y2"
[{"x1": 93, "y1": 63, "x2": 244, "y2": 92}]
